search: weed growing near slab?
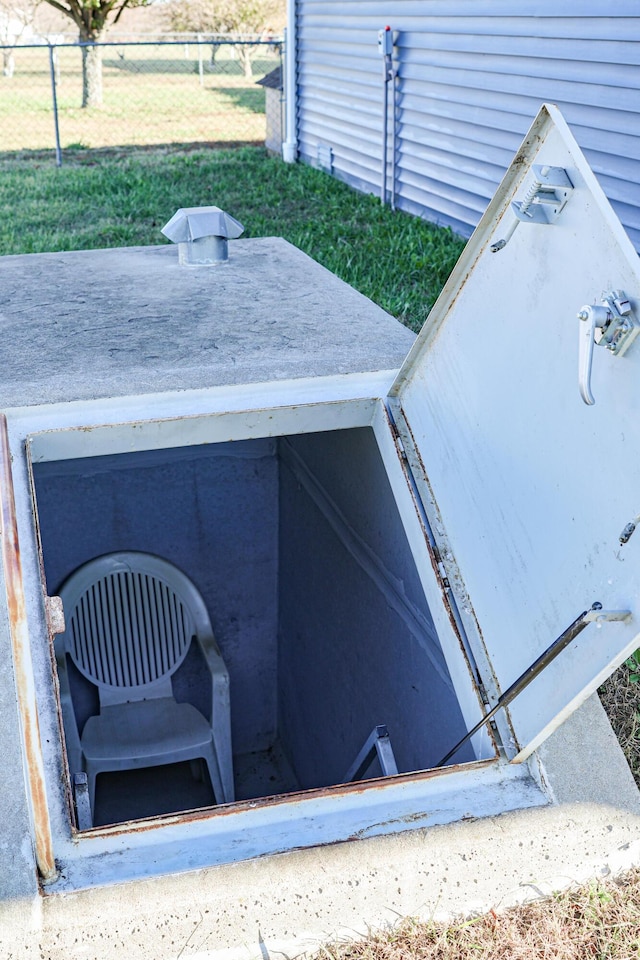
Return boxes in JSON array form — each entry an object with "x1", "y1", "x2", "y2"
[
  {"x1": 0, "y1": 146, "x2": 464, "y2": 332},
  {"x1": 600, "y1": 660, "x2": 640, "y2": 787}
]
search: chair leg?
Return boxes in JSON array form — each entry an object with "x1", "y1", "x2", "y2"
[
  {"x1": 204, "y1": 745, "x2": 226, "y2": 805},
  {"x1": 210, "y1": 671, "x2": 234, "y2": 803},
  {"x1": 84, "y1": 761, "x2": 99, "y2": 823},
  {"x1": 73, "y1": 772, "x2": 93, "y2": 830},
  {"x1": 190, "y1": 758, "x2": 204, "y2": 782}
]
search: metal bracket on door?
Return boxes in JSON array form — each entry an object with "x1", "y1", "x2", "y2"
[
  {"x1": 491, "y1": 165, "x2": 573, "y2": 252},
  {"x1": 577, "y1": 291, "x2": 640, "y2": 405}
]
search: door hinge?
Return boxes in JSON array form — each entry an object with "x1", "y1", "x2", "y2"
[
  {"x1": 431, "y1": 545, "x2": 450, "y2": 588},
  {"x1": 395, "y1": 434, "x2": 407, "y2": 460},
  {"x1": 436, "y1": 561, "x2": 449, "y2": 587},
  {"x1": 389, "y1": 420, "x2": 408, "y2": 461}
]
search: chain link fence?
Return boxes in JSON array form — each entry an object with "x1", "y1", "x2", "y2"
[{"x1": 0, "y1": 38, "x2": 284, "y2": 162}]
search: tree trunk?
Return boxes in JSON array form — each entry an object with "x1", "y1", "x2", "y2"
[
  {"x1": 3, "y1": 50, "x2": 15, "y2": 78},
  {"x1": 238, "y1": 45, "x2": 253, "y2": 79},
  {"x1": 82, "y1": 40, "x2": 103, "y2": 108}
]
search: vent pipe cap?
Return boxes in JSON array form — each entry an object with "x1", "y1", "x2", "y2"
[{"x1": 161, "y1": 206, "x2": 245, "y2": 265}]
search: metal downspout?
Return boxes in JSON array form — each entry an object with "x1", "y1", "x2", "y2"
[{"x1": 282, "y1": 0, "x2": 297, "y2": 163}]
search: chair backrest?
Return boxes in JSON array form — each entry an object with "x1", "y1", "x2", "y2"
[{"x1": 59, "y1": 552, "x2": 209, "y2": 706}]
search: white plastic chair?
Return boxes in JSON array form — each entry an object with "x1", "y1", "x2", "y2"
[{"x1": 55, "y1": 552, "x2": 234, "y2": 825}]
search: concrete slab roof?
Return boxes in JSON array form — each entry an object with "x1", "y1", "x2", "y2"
[{"x1": 0, "y1": 238, "x2": 415, "y2": 408}]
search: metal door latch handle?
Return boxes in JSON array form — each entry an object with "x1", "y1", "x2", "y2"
[{"x1": 577, "y1": 291, "x2": 639, "y2": 405}]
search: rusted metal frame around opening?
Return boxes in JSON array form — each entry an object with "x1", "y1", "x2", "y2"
[
  {"x1": 24, "y1": 441, "x2": 77, "y2": 834},
  {"x1": 0, "y1": 414, "x2": 56, "y2": 881},
  {"x1": 20, "y1": 399, "x2": 502, "y2": 849},
  {"x1": 65, "y1": 758, "x2": 499, "y2": 843}
]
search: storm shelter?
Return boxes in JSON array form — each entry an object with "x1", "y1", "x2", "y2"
[
  {"x1": 30, "y1": 429, "x2": 473, "y2": 826},
  {"x1": 2, "y1": 105, "x2": 640, "y2": 896}
]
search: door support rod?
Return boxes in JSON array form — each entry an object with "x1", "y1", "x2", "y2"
[{"x1": 436, "y1": 601, "x2": 631, "y2": 768}]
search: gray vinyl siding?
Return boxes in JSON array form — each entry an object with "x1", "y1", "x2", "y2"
[{"x1": 296, "y1": 2, "x2": 640, "y2": 248}]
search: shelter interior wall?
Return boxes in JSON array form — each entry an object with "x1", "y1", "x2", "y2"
[{"x1": 32, "y1": 427, "x2": 472, "y2": 794}]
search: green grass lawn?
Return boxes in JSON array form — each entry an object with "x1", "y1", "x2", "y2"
[{"x1": 0, "y1": 145, "x2": 465, "y2": 331}]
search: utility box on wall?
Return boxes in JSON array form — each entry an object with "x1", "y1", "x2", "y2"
[
  {"x1": 1, "y1": 105, "x2": 639, "y2": 954},
  {"x1": 256, "y1": 65, "x2": 283, "y2": 155}
]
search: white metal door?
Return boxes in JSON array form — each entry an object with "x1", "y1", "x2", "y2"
[{"x1": 390, "y1": 104, "x2": 640, "y2": 761}]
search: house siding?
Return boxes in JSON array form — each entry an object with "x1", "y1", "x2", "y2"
[{"x1": 295, "y1": 1, "x2": 640, "y2": 247}]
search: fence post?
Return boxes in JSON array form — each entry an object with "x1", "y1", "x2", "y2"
[
  {"x1": 197, "y1": 33, "x2": 204, "y2": 86},
  {"x1": 48, "y1": 44, "x2": 62, "y2": 167}
]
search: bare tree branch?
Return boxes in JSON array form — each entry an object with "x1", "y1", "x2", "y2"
[{"x1": 164, "y1": 0, "x2": 284, "y2": 38}]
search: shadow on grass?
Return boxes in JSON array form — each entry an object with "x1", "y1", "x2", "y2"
[
  {"x1": 0, "y1": 140, "x2": 264, "y2": 164},
  {"x1": 103, "y1": 57, "x2": 214, "y2": 76},
  {"x1": 209, "y1": 87, "x2": 265, "y2": 114},
  {"x1": 102, "y1": 56, "x2": 278, "y2": 79}
]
